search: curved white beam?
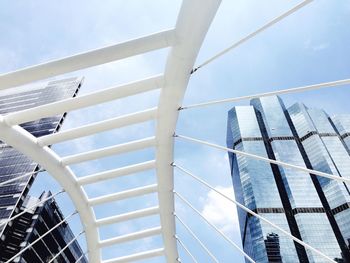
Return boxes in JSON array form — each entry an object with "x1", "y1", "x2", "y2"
[
  {"x1": 0, "y1": 119, "x2": 101, "y2": 262},
  {"x1": 155, "y1": 0, "x2": 221, "y2": 262},
  {"x1": 0, "y1": 2, "x2": 223, "y2": 262},
  {"x1": 0, "y1": 30, "x2": 175, "y2": 90}
]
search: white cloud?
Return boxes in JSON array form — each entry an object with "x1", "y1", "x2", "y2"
[
  {"x1": 0, "y1": 48, "x2": 21, "y2": 73},
  {"x1": 312, "y1": 42, "x2": 329, "y2": 51},
  {"x1": 201, "y1": 186, "x2": 239, "y2": 236},
  {"x1": 304, "y1": 39, "x2": 330, "y2": 52}
]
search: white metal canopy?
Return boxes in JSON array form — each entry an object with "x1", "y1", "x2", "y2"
[
  {"x1": 0, "y1": 0, "x2": 347, "y2": 262},
  {"x1": 0, "y1": 1, "x2": 221, "y2": 262}
]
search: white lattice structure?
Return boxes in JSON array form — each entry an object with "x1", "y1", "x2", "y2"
[{"x1": 0, "y1": 0, "x2": 348, "y2": 262}]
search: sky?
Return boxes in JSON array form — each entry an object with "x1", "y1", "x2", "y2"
[{"x1": 1, "y1": 0, "x2": 350, "y2": 262}]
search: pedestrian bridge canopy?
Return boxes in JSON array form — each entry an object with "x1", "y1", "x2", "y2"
[{"x1": 0, "y1": 0, "x2": 348, "y2": 262}]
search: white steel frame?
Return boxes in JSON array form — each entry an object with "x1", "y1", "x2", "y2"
[
  {"x1": 0, "y1": 1, "x2": 221, "y2": 262},
  {"x1": 0, "y1": 0, "x2": 346, "y2": 262}
]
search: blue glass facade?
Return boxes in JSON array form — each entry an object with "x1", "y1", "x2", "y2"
[
  {"x1": 227, "y1": 96, "x2": 350, "y2": 262},
  {"x1": 5, "y1": 192, "x2": 88, "y2": 263},
  {"x1": 332, "y1": 115, "x2": 350, "y2": 154},
  {"x1": 0, "y1": 78, "x2": 86, "y2": 262},
  {"x1": 227, "y1": 106, "x2": 298, "y2": 262}
]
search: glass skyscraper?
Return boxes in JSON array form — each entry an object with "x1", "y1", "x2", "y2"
[
  {"x1": 1, "y1": 192, "x2": 88, "y2": 262},
  {"x1": 0, "y1": 78, "x2": 86, "y2": 262},
  {"x1": 227, "y1": 96, "x2": 350, "y2": 262}
]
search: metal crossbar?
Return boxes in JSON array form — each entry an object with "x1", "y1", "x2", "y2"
[
  {"x1": 102, "y1": 248, "x2": 165, "y2": 263},
  {"x1": 38, "y1": 108, "x2": 158, "y2": 146},
  {"x1": 4, "y1": 75, "x2": 163, "y2": 126},
  {"x1": 0, "y1": 31, "x2": 175, "y2": 90},
  {"x1": 95, "y1": 206, "x2": 160, "y2": 227},
  {"x1": 61, "y1": 137, "x2": 156, "y2": 165},
  {"x1": 98, "y1": 227, "x2": 162, "y2": 248},
  {"x1": 77, "y1": 160, "x2": 156, "y2": 186}
]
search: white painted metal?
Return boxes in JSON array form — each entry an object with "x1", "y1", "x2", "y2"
[
  {"x1": 5, "y1": 211, "x2": 78, "y2": 263},
  {"x1": 99, "y1": 227, "x2": 162, "y2": 248},
  {"x1": 0, "y1": 119, "x2": 101, "y2": 262},
  {"x1": 175, "y1": 191, "x2": 256, "y2": 263},
  {"x1": 176, "y1": 237, "x2": 199, "y2": 263},
  {"x1": 102, "y1": 248, "x2": 165, "y2": 263},
  {"x1": 180, "y1": 78, "x2": 350, "y2": 110},
  {"x1": 191, "y1": 0, "x2": 313, "y2": 73},
  {"x1": 62, "y1": 137, "x2": 156, "y2": 165},
  {"x1": 0, "y1": 30, "x2": 175, "y2": 90},
  {"x1": 0, "y1": 1, "x2": 336, "y2": 262},
  {"x1": 175, "y1": 215, "x2": 219, "y2": 263},
  {"x1": 5, "y1": 75, "x2": 164, "y2": 125},
  {"x1": 77, "y1": 160, "x2": 156, "y2": 186},
  {"x1": 176, "y1": 134, "x2": 350, "y2": 184},
  {"x1": 0, "y1": 1, "x2": 224, "y2": 262},
  {"x1": 88, "y1": 184, "x2": 158, "y2": 206},
  {"x1": 174, "y1": 165, "x2": 336, "y2": 263},
  {"x1": 38, "y1": 108, "x2": 158, "y2": 146},
  {"x1": 96, "y1": 206, "x2": 160, "y2": 226},
  {"x1": 155, "y1": 1, "x2": 221, "y2": 261}
]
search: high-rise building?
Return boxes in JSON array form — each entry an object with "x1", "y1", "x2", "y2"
[
  {"x1": 2, "y1": 192, "x2": 87, "y2": 262},
  {"x1": 0, "y1": 78, "x2": 86, "y2": 262},
  {"x1": 226, "y1": 95, "x2": 350, "y2": 262}
]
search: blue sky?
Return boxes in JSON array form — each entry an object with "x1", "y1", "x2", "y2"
[{"x1": 1, "y1": 0, "x2": 350, "y2": 262}]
